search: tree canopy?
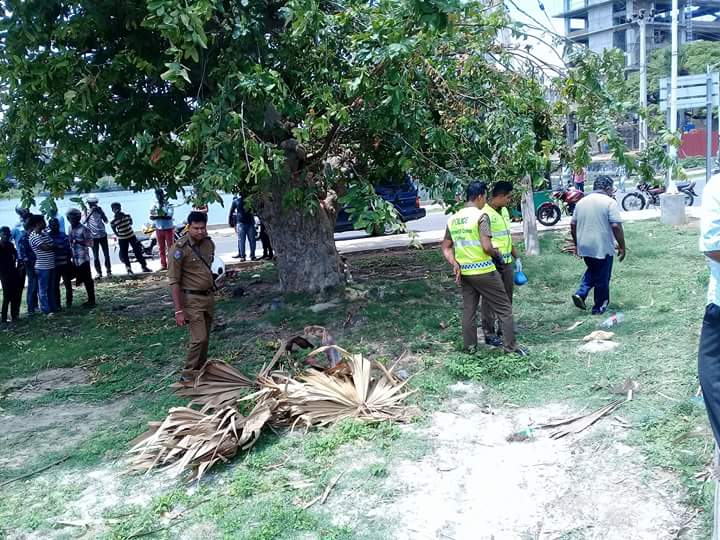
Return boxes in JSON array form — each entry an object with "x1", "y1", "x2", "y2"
[
  {"x1": 0, "y1": 0, "x2": 663, "y2": 291},
  {"x1": 628, "y1": 39, "x2": 720, "y2": 96}
]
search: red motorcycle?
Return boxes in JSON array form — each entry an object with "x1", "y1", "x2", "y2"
[{"x1": 536, "y1": 185, "x2": 584, "y2": 226}]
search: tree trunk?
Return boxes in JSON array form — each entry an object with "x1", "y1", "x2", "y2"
[
  {"x1": 259, "y1": 185, "x2": 346, "y2": 294},
  {"x1": 521, "y1": 176, "x2": 540, "y2": 256}
]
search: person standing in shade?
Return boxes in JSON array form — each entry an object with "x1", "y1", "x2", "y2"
[
  {"x1": 571, "y1": 175, "x2": 626, "y2": 315},
  {"x1": 11, "y1": 206, "x2": 29, "y2": 246},
  {"x1": 573, "y1": 167, "x2": 586, "y2": 192},
  {"x1": 480, "y1": 181, "x2": 520, "y2": 345},
  {"x1": 168, "y1": 211, "x2": 216, "y2": 374},
  {"x1": 28, "y1": 214, "x2": 57, "y2": 314},
  {"x1": 0, "y1": 226, "x2": 22, "y2": 323},
  {"x1": 67, "y1": 209, "x2": 96, "y2": 308},
  {"x1": 110, "y1": 203, "x2": 151, "y2": 275},
  {"x1": 441, "y1": 181, "x2": 527, "y2": 356},
  {"x1": 48, "y1": 217, "x2": 74, "y2": 309},
  {"x1": 83, "y1": 196, "x2": 112, "y2": 278},
  {"x1": 46, "y1": 208, "x2": 66, "y2": 234},
  {"x1": 258, "y1": 218, "x2": 273, "y2": 260},
  {"x1": 18, "y1": 219, "x2": 38, "y2": 314},
  {"x1": 11, "y1": 207, "x2": 29, "y2": 309},
  {"x1": 150, "y1": 188, "x2": 175, "y2": 270},
  {"x1": 229, "y1": 194, "x2": 257, "y2": 261}
]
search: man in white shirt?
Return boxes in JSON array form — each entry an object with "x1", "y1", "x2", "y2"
[
  {"x1": 570, "y1": 175, "x2": 627, "y2": 315},
  {"x1": 698, "y1": 173, "x2": 720, "y2": 540}
]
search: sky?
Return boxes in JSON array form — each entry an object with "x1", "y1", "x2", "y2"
[{"x1": 506, "y1": 0, "x2": 567, "y2": 70}]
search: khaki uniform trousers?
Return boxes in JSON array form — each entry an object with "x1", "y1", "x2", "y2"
[
  {"x1": 480, "y1": 262, "x2": 514, "y2": 337},
  {"x1": 183, "y1": 293, "x2": 214, "y2": 371},
  {"x1": 461, "y1": 271, "x2": 516, "y2": 352}
]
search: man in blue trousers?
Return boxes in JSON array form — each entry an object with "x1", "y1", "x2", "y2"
[
  {"x1": 698, "y1": 172, "x2": 720, "y2": 540},
  {"x1": 570, "y1": 175, "x2": 626, "y2": 315}
]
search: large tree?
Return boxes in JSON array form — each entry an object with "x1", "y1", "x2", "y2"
[{"x1": 0, "y1": 0, "x2": 654, "y2": 292}]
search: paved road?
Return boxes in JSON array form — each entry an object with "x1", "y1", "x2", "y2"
[
  {"x1": 100, "y1": 197, "x2": 703, "y2": 278},
  {"x1": 100, "y1": 208, "x2": 449, "y2": 275}
]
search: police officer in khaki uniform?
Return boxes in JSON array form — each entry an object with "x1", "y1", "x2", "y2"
[{"x1": 168, "y1": 211, "x2": 216, "y2": 372}]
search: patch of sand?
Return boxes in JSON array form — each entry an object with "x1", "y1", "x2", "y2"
[{"x1": 374, "y1": 387, "x2": 695, "y2": 539}]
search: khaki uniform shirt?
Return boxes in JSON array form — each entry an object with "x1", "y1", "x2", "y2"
[{"x1": 167, "y1": 236, "x2": 216, "y2": 291}]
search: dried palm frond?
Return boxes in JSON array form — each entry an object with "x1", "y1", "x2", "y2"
[
  {"x1": 129, "y1": 400, "x2": 274, "y2": 480},
  {"x1": 537, "y1": 399, "x2": 623, "y2": 439},
  {"x1": 264, "y1": 349, "x2": 417, "y2": 428},
  {"x1": 172, "y1": 361, "x2": 255, "y2": 410}
]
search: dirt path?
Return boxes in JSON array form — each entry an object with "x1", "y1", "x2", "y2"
[{"x1": 332, "y1": 383, "x2": 698, "y2": 540}]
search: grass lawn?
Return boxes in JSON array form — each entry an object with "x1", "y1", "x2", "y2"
[{"x1": 0, "y1": 219, "x2": 714, "y2": 539}]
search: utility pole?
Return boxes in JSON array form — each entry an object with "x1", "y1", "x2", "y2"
[
  {"x1": 637, "y1": 10, "x2": 649, "y2": 150},
  {"x1": 669, "y1": 0, "x2": 679, "y2": 191}
]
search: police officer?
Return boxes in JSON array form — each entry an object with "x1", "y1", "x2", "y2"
[
  {"x1": 480, "y1": 181, "x2": 519, "y2": 345},
  {"x1": 441, "y1": 181, "x2": 527, "y2": 356},
  {"x1": 168, "y1": 211, "x2": 216, "y2": 373}
]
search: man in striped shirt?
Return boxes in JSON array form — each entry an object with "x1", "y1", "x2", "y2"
[
  {"x1": 110, "y1": 203, "x2": 151, "y2": 275},
  {"x1": 28, "y1": 214, "x2": 57, "y2": 314}
]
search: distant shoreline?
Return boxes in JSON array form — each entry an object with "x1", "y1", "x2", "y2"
[{"x1": 0, "y1": 185, "x2": 126, "y2": 201}]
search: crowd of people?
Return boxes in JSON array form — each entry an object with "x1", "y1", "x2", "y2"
[
  {"x1": 0, "y1": 206, "x2": 97, "y2": 321},
  {"x1": 0, "y1": 190, "x2": 274, "y2": 324}
]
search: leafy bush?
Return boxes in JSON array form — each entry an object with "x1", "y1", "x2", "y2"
[{"x1": 446, "y1": 350, "x2": 559, "y2": 381}]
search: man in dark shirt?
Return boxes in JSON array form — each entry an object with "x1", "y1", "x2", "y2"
[
  {"x1": 228, "y1": 195, "x2": 257, "y2": 261},
  {"x1": 48, "y1": 217, "x2": 74, "y2": 308},
  {"x1": 17, "y1": 220, "x2": 37, "y2": 314},
  {"x1": 0, "y1": 226, "x2": 22, "y2": 323}
]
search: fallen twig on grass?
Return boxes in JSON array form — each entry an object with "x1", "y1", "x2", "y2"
[
  {"x1": 126, "y1": 518, "x2": 188, "y2": 539},
  {"x1": 565, "y1": 321, "x2": 584, "y2": 332},
  {"x1": 0, "y1": 455, "x2": 70, "y2": 487},
  {"x1": 302, "y1": 471, "x2": 345, "y2": 509}
]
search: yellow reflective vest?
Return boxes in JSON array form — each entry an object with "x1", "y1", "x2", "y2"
[
  {"x1": 484, "y1": 205, "x2": 513, "y2": 264},
  {"x1": 447, "y1": 206, "x2": 496, "y2": 276}
]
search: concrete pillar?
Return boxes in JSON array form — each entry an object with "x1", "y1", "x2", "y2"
[{"x1": 660, "y1": 193, "x2": 687, "y2": 225}]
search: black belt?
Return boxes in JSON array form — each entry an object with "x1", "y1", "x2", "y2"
[{"x1": 182, "y1": 288, "x2": 214, "y2": 296}]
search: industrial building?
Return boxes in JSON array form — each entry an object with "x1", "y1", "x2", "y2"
[{"x1": 556, "y1": 1, "x2": 720, "y2": 69}]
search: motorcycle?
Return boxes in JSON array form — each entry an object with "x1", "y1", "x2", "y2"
[
  {"x1": 536, "y1": 185, "x2": 585, "y2": 227},
  {"x1": 621, "y1": 180, "x2": 697, "y2": 211},
  {"x1": 114, "y1": 222, "x2": 188, "y2": 262}
]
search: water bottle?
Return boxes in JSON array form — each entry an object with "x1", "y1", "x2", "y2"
[{"x1": 599, "y1": 312, "x2": 624, "y2": 328}]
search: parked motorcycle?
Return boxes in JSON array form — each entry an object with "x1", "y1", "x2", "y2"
[
  {"x1": 621, "y1": 181, "x2": 696, "y2": 211},
  {"x1": 536, "y1": 185, "x2": 585, "y2": 227},
  {"x1": 114, "y1": 222, "x2": 188, "y2": 262}
]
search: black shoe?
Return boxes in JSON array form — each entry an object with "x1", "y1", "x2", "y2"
[
  {"x1": 485, "y1": 335, "x2": 503, "y2": 347},
  {"x1": 572, "y1": 294, "x2": 587, "y2": 311},
  {"x1": 126, "y1": 267, "x2": 134, "y2": 275},
  {"x1": 141, "y1": 267, "x2": 151, "y2": 273},
  {"x1": 250, "y1": 256, "x2": 258, "y2": 261},
  {"x1": 591, "y1": 300, "x2": 609, "y2": 315},
  {"x1": 232, "y1": 254, "x2": 242, "y2": 259}
]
